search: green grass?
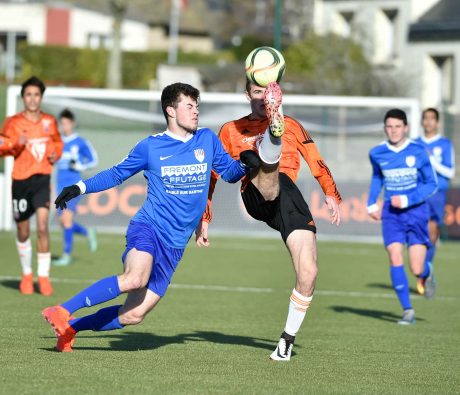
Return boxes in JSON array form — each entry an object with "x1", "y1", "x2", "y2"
[{"x1": 0, "y1": 231, "x2": 459, "y2": 394}]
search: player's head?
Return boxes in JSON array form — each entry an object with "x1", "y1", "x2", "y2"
[
  {"x1": 21, "y1": 76, "x2": 46, "y2": 97},
  {"x1": 161, "y1": 83, "x2": 200, "y2": 133},
  {"x1": 21, "y1": 76, "x2": 46, "y2": 113},
  {"x1": 384, "y1": 108, "x2": 409, "y2": 147},
  {"x1": 421, "y1": 107, "x2": 440, "y2": 136},
  {"x1": 245, "y1": 78, "x2": 267, "y2": 120},
  {"x1": 59, "y1": 108, "x2": 76, "y2": 136}
]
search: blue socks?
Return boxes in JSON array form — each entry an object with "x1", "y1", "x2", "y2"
[
  {"x1": 61, "y1": 275, "x2": 121, "y2": 314},
  {"x1": 69, "y1": 305, "x2": 123, "y2": 332},
  {"x1": 390, "y1": 265, "x2": 412, "y2": 310},
  {"x1": 64, "y1": 228, "x2": 73, "y2": 254},
  {"x1": 73, "y1": 222, "x2": 88, "y2": 236}
]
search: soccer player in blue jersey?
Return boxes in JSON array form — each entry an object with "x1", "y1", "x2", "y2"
[
  {"x1": 415, "y1": 108, "x2": 455, "y2": 298},
  {"x1": 42, "y1": 83, "x2": 255, "y2": 352},
  {"x1": 367, "y1": 109, "x2": 438, "y2": 325},
  {"x1": 52, "y1": 109, "x2": 99, "y2": 266}
]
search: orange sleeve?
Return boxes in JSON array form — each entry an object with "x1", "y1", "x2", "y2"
[
  {"x1": 293, "y1": 120, "x2": 342, "y2": 203},
  {"x1": 201, "y1": 125, "x2": 233, "y2": 223},
  {"x1": 0, "y1": 117, "x2": 26, "y2": 157},
  {"x1": 48, "y1": 117, "x2": 63, "y2": 160}
]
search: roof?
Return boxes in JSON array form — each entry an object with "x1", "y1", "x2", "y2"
[{"x1": 409, "y1": 0, "x2": 460, "y2": 41}]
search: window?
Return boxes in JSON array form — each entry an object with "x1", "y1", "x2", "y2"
[
  {"x1": 427, "y1": 55, "x2": 454, "y2": 106},
  {"x1": 374, "y1": 9, "x2": 398, "y2": 63}
]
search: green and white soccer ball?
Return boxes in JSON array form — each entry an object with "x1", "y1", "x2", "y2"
[{"x1": 245, "y1": 46, "x2": 286, "y2": 87}]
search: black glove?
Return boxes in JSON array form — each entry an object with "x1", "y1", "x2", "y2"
[
  {"x1": 240, "y1": 150, "x2": 262, "y2": 169},
  {"x1": 55, "y1": 185, "x2": 81, "y2": 210}
]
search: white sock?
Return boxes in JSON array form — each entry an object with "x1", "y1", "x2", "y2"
[
  {"x1": 284, "y1": 289, "x2": 313, "y2": 336},
  {"x1": 37, "y1": 252, "x2": 51, "y2": 277},
  {"x1": 258, "y1": 127, "x2": 282, "y2": 164},
  {"x1": 16, "y1": 239, "x2": 32, "y2": 275}
]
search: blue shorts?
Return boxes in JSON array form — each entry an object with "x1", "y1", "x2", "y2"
[
  {"x1": 426, "y1": 190, "x2": 447, "y2": 226},
  {"x1": 121, "y1": 221, "x2": 184, "y2": 297},
  {"x1": 381, "y1": 201, "x2": 431, "y2": 248}
]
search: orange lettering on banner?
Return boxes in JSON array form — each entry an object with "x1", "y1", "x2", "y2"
[
  {"x1": 119, "y1": 185, "x2": 146, "y2": 216},
  {"x1": 88, "y1": 190, "x2": 118, "y2": 216},
  {"x1": 444, "y1": 204, "x2": 454, "y2": 226},
  {"x1": 456, "y1": 205, "x2": 460, "y2": 226}
]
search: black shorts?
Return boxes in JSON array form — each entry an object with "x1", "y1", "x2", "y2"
[
  {"x1": 241, "y1": 172, "x2": 316, "y2": 242},
  {"x1": 12, "y1": 174, "x2": 51, "y2": 222}
]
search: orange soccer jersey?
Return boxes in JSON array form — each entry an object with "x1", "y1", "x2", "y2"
[
  {"x1": 202, "y1": 115, "x2": 341, "y2": 222},
  {"x1": 1, "y1": 112, "x2": 63, "y2": 180}
]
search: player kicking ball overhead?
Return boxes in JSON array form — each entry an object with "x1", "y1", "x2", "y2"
[
  {"x1": 196, "y1": 73, "x2": 342, "y2": 360},
  {"x1": 42, "y1": 83, "x2": 258, "y2": 352},
  {"x1": 367, "y1": 109, "x2": 438, "y2": 325}
]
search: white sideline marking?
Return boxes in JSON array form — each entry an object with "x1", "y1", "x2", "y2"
[{"x1": 0, "y1": 275, "x2": 458, "y2": 301}]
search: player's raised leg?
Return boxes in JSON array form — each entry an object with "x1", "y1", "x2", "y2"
[{"x1": 270, "y1": 230, "x2": 317, "y2": 361}]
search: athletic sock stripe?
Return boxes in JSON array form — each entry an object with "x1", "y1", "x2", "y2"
[{"x1": 290, "y1": 294, "x2": 312, "y2": 306}]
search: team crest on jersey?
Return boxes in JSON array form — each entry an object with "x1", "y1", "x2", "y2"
[
  {"x1": 433, "y1": 146, "x2": 442, "y2": 156},
  {"x1": 405, "y1": 156, "x2": 416, "y2": 167},
  {"x1": 194, "y1": 148, "x2": 205, "y2": 162},
  {"x1": 42, "y1": 119, "x2": 51, "y2": 133}
]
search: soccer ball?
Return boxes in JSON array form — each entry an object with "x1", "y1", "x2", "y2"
[{"x1": 245, "y1": 46, "x2": 286, "y2": 87}]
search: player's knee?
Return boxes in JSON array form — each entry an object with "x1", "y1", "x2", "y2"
[
  {"x1": 122, "y1": 275, "x2": 149, "y2": 292},
  {"x1": 36, "y1": 224, "x2": 48, "y2": 239}
]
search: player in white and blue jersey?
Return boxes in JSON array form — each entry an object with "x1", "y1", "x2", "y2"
[
  {"x1": 52, "y1": 109, "x2": 99, "y2": 266},
  {"x1": 42, "y1": 83, "x2": 258, "y2": 352},
  {"x1": 415, "y1": 108, "x2": 455, "y2": 297},
  {"x1": 367, "y1": 109, "x2": 438, "y2": 325}
]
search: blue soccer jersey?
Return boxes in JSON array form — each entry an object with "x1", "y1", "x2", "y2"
[
  {"x1": 56, "y1": 133, "x2": 98, "y2": 191},
  {"x1": 367, "y1": 139, "x2": 438, "y2": 211},
  {"x1": 81, "y1": 128, "x2": 247, "y2": 248},
  {"x1": 415, "y1": 134, "x2": 455, "y2": 191}
]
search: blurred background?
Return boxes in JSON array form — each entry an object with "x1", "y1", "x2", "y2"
[{"x1": 0, "y1": 0, "x2": 459, "y2": 240}]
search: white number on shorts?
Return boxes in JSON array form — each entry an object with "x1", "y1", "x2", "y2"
[{"x1": 13, "y1": 199, "x2": 28, "y2": 213}]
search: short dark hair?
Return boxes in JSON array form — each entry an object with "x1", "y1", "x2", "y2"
[
  {"x1": 161, "y1": 83, "x2": 200, "y2": 122},
  {"x1": 59, "y1": 108, "x2": 75, "y2": 121},
  {"x1": 21, "y1": 76, "x2": 46, "y2": 97},
  {"x1": 384, "y1": 108, "x2": 407, "y2": 125},
  {"x1": 422, "y1": 107, "x2": 439, "y2": 121}
]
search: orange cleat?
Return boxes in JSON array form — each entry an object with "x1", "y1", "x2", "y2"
[
  {"x1": 19, "y1": 273, "x2": 34, "y2": 295},
  {"x1": 38, "y1": 276, "x2": 53, "y2": 296},
  {"x1": 42, "y1": 305, "x2": 76, "y2": 352}
]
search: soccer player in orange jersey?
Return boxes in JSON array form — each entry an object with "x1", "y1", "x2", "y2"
[
  {"x1": 196, "y1": 79, "x2": 341, "y2": 361},
  {"x1": 0, "y1": 76, "x2": 63, "y2": 296}
]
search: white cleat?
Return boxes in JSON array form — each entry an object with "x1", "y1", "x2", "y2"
[
  {"x1": 269, "y1": 332, "x2": 295, "y2": 361},
  {"x1": 397, "y1": 308, "x2": 416, "y2": 325}
]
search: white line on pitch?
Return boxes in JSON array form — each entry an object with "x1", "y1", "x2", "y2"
[{"x1": 0, "y1": 275, "x2": 458, "y2": 301}]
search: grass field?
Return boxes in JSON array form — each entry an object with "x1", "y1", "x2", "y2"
[{"x1": 0, "y1": 231, "x2": 459, "y2": 394}]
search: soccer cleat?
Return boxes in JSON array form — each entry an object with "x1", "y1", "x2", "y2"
[
  {"x1": 264, "y1": 82, "x2": 285, "y2": 138},
  {"x1": 397, "y1": 309, "x2": 416, "y2": 325},
  {"x1": 38, "y1": 276, "x2": 53, "y2": 296},
  {"x1": 19, "y1": 273, "x2": 34, "y2": 295},
  {"x1": 270, "y1": 331, "x2": 295, "y2": 361},
  {"x1": 424, "y1": 271, "x2": 436, "y2": 300},
  {"x1": 42, "y1": 305, "x2": 76, "y2": 352},
  {"x1": 52, "y1": 254, "x2": 72, "y2": 266},
  {"x1": 88, "y1": 228, "x2": 98, "y2": 253}
]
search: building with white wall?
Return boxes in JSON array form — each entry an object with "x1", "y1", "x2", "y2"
[{"x1": 314, "y1": 0, "x2": 460, "y2": 113}]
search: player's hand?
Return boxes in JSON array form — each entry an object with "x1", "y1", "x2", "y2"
[
  {"x1": 368, "y1": 210, "x2": 381, "y2": 221},
  {"x1": 239, "y1": 150, "x2": 262, "y2": 169},
  {"x1": 55, "y1": 185, "x2": 81, "y2": 210},
  {"x1": 390, "y1": 195, "x2": 402, "y2": 208},
  {"x1": 195, "y1": 220, "x2": 210, "y2": 247},
  {"x1": 48, "y1": 151, "x2": 58, "y2": 164},
  {"x1": 325, "y1": 195, "x2": 341, "y2": 226}
]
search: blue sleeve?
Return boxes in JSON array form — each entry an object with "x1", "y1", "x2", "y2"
[
  {"x1": 406, "y1": 150, "x2": 438, "y2": 207},
  {"x1": 211, "y1": 132, "x2": 247, "y2": 183},
  {"x1": 78, "y1": 139, "x2": 98, "y2": 171},
  {"x1": 367, "y1": 152, "x2": 383, "y2": 206},
  {"x1": 83, "y1": 138, "x2": 149, "y2": 193}
]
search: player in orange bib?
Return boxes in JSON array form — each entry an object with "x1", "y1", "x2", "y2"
[
  {"x1": 196, "y1": 79, "x2": 341, "y2": 361},
  {"x1": 0, "y1": 76, "x2": 63, "y2": 296}
]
